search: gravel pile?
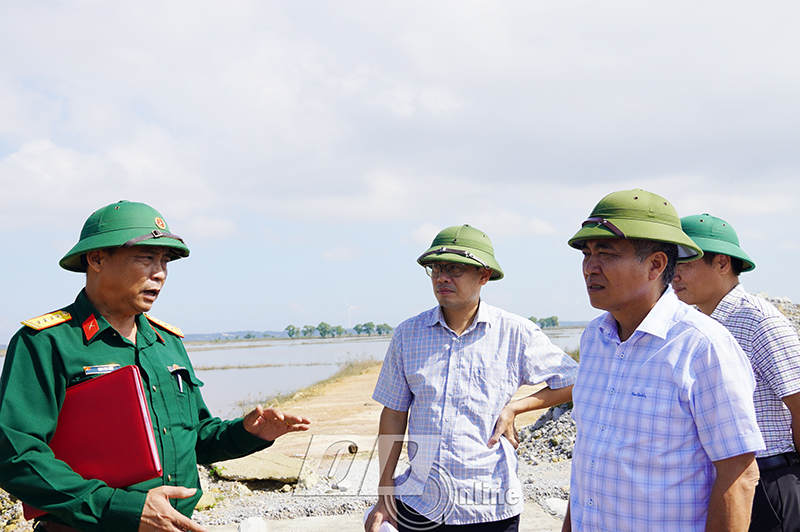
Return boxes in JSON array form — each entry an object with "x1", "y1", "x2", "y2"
[
  {"x1": 517, "y1": 403, "x2": 575, "y2": 466},
  {"x1": 756, "y1": 293, "x2": 800, "y2": 334},
  {"x1": 194, "y1": 464, "x2": 375, "y2": 526},
  {"x1": 0, "y1": 490, "x2": 30, "y2": 531}
]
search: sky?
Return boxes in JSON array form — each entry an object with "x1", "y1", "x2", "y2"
[{"x1": 2, "y1": 1, "x2": 800, "y2": 343}]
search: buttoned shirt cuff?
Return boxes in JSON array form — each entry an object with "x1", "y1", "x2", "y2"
[
  {"x1": 106, "y1": 488, "x2": 148, "y2": 532},
  {"x1": 231, "y1": 421, "x2": 275, "y2": 453}
]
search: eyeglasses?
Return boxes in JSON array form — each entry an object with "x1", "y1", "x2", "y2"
[
  {"x1": 424, "y1": 263, "x2": 475, "y2": 277},
  {"x1": 581, "y1": 217, "x2": 626, "y2": 238}
]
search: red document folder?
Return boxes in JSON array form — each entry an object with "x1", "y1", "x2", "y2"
[{"x1": 23, "y1": 365, "x2": 163, "y2": 520}]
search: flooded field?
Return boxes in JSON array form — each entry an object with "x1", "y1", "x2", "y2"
[{"x1": 188, "y1": 326, "x2": 582, "y2": 418}]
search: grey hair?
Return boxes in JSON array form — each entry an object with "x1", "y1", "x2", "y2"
[{"x1": 631, "y1": 240, "x2": 678, "y2": 290}]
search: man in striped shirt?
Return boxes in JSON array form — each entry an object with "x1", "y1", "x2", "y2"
[{"x1": 673, "y1": 213, "x2": 800, "y2": 532}]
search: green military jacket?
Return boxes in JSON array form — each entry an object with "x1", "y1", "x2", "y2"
[{"x1": 0, "y1": 290, "x2": 271, "y2": 531}]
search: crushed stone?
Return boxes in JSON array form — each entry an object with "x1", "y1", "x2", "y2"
[{"x1": 756, "y1": 293, "x2": 800, "y2": 334}]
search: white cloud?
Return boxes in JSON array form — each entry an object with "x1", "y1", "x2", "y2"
[
  {"x1": 406, "y1": 223, "x2": 442, "y2": 247},
  {"x1": 419, "y1": 88, "x2": 463, "y2": 115},
  {"x1": 0, "y1": 133, "x2": 221, "y2": 232},
  {"x1": 287, "y1": 302, "x2": 308, "y2": 316},
  {"x1": 181, "y1": 216, "x2": 238, "y2": 242},
  {"x1": 0, "y1": 140, "x2": 119, "y2": 228},
  {"x1": 468, "y1": 211, "x2": 556, "y2": 237},
  {"x1": 321, "y1": 246, "x2": 362, "y2": 262},
  {"x1": 4, "y1": 1, "x2": 800, "y2": 337}
]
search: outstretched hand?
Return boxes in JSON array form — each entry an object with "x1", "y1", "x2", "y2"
[
  {"x1": 488, "y1": 403, "x2": 519, "y2": 449},
  {"x1": 243, "y1": 405, "x2": 311, "y2": 441},
  {"x1": 139, "y1": 486, "x2": 207, "y2": 532}
]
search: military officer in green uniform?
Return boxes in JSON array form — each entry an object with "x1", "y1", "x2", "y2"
[{"x1": 0, "y1": 201, "x2": 311, "y2": 532}]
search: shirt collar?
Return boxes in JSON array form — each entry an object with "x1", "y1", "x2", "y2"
[
  {"x1": 137, "y1": 314, "x2": 162, "y2": 345},
  {"x1": 72, "y1": 289, "x2": 161, "y2": 346},
  {"x1": 635, "y1": 287, "x2": 679, "y2": 340},
  {"x1": 72, "y1": 290, "x2": 114, "y2": 343},
  {"x1": 598, "y1": 287, "x2": 678, "y2": 342},
  {"x1": 428, "y1": 300, "x2": 491, "y2": 334},
  {"x1": 711, "y1": 283, "x2": 746, "y2": 325}
]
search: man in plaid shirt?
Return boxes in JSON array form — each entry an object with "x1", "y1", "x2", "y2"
[
  {"x1": 673, "y1": 213, "x2": 800, "y2": 532},
  {"x1": 566, "y1": 190, "x2": 764, "y2": 532},
  {"x1": 364, "y1": 224, "x2": 578, "y2": 532}
]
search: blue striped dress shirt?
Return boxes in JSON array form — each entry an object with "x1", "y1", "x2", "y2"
[{"x1": 570, "y1": 289, "x2": 764, "y2": 531}]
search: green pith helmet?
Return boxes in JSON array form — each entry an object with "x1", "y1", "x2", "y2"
[
  {"x1": 568, "y1": 189, "x2": 703, "y2": 260},
  {"x1": 417, "y1": 224, "x2": 504, "y2": 280},
  {"x1": 680, "y1": 214, "x2": 755, "y2": 272},
  {"x1": 60, "y1": 201, "x2": 190, "y2": 272}
]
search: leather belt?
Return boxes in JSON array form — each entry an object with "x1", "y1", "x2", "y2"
[
  {"x1": 757, "y1": 451, "x2": 800, "y2": 471},
  {"x1": 35, "y1": 521, "x2": 81, "y2": 532}
]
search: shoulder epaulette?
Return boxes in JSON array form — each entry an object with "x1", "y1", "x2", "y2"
[
  {"x1": 22, "y1": 310, "x2": 73, "y2": 331},
  {"x1": 144, "y1": 314, "x2": 184, "y2": 338}
]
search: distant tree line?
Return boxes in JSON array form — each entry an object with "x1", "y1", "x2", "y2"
[
  {"x1": 529, "y1": 315, "x2": 559, "y2": 328},
  {"x1": 283, "y1": 321, "x2": 393, "y2": 339}
]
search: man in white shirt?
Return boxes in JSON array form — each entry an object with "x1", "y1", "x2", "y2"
[{"x1": 564, "y1": 189, "x2": 765, "y2": 532}]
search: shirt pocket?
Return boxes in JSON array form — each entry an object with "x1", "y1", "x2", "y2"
[
  {"x1": 468, "y1": 363, "x2": 508, "y2": 413},
  {"x1": 614, "y1": 386, "x2": 678, "y2": 451},
  {"x1": 168, "y1": 368, "x2": 205, "y2": 429}
]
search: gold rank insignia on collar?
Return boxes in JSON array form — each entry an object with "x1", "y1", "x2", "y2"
[
  {"x1": 144, "y1": 314, "x2": 184, "y2": 338},
  {"x1": 22, "y1": 310, "x2": 73, "y2": 331}
]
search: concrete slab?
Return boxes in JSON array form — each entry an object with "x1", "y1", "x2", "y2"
[{"x1": 205, "y1": 501, "x2": 563, "y2": 531}]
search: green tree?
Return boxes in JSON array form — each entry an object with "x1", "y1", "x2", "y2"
[
  {"x1": 317, "y1": 322, "x2": 333, "y2": 338},
  {"x1": 376, "y1": 323, "x2": 394, "y2": 335},
  {"x1": 529, "y1": 316, "x2": 559, "y2": 328},
  {"x1": 302, "y1": 325, "x2": 316, "y2": 337},
  {"x1": 363, "y1": 322, "x2": 375, "y2": 335},
  {"x1": 244, "y1": 333, "x2": 255, "y2": 339},
  {"x1": 285, "y1": 325, "x2": 298, "y2": 338},
  {"x1": 353, "y1": 324, "x2": 364, "y2": 335},
  {"x1": 333, "y1": 325, "x2": 346, "y2": 337}
]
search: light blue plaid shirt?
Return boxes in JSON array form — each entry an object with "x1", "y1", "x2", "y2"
[
  {"x1": 373, "y1": 301, "x2": 578, "y2": 525},
  {"x1": 570, "y1": 289, "x2": 765, "y2": 532},
  {"x1": 712, "y1": 284, "x2": 800, "y2": 457}
]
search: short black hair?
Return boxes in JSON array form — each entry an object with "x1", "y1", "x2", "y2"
[
  {"x1": 701, "y1": 252, "x2": 744, "y2": 276},
  {"x1": 631, "y1": 240, "x2": 678, "y2": 290}
]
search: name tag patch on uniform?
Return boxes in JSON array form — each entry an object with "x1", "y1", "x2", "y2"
[{"x1": 84, "y1": 364, "x2": 121, "y2": 375}]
